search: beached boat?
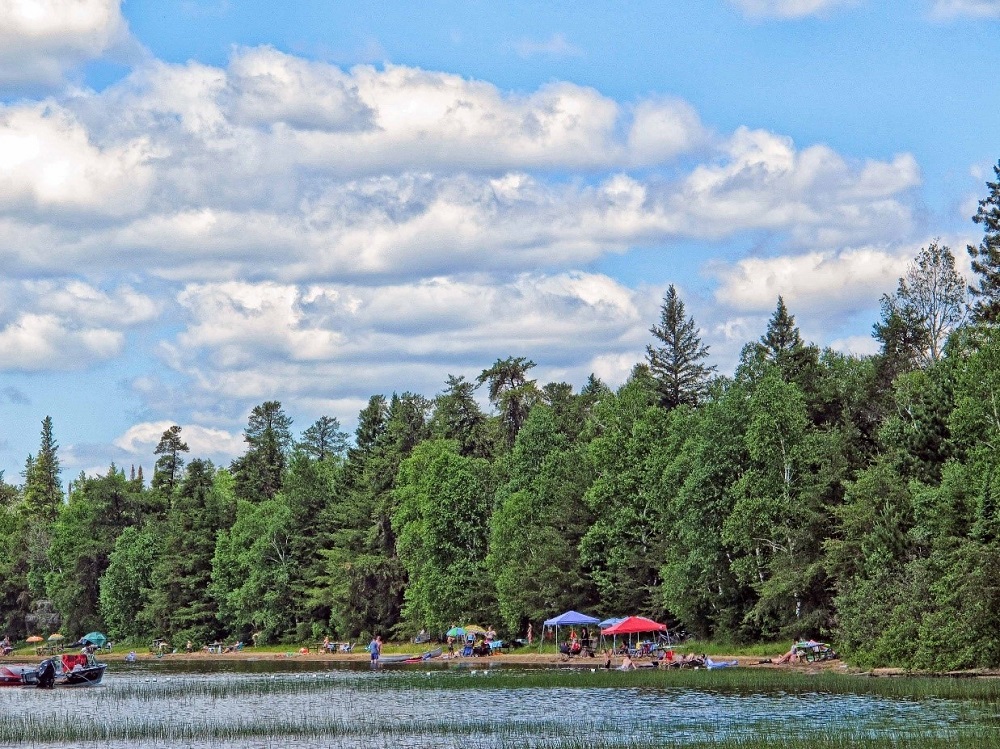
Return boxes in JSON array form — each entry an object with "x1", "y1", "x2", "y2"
[
  {"x1": 381, "y1": 647, "x2": 443, "y2": 665},
  {"x1": 406, "y1": 647, "x2": 442, "y2": 663},
  {"x1": 0, "y1": 654, "x2": 106, "y2": 687},
  {"x1": 0, "y1": 664, "x2": 39, "y2": 686},
  {"x1": 378, "y1": 653, "x2": 415, "y2": 664}
]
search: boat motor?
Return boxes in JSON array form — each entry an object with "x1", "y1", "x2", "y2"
[{"x1": 36, "y1": 658, "x2": 56, "y2": 689}]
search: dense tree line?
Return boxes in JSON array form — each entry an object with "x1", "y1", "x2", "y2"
[{"x1": 2, "y1": 162, "x2": 1000, "y2": 669}]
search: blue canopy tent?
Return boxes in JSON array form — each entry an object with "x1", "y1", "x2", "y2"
[
  {"x1": 541, "y1": 610, "x2": 600, "y2": 651},
  {"x1": 598, "y1": 617, "x2": 625, "y2": 651}
]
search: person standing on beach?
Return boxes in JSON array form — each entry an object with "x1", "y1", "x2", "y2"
[
  {"x1": 368, "y1": 635, "x2": 382, "y2": 667},
  {"x1": 526, "y1": 623, "x2": 533, "y2": 645}
]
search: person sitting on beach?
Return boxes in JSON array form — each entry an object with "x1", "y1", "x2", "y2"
[
  {"x1": 672, "y1": 653, "x2": 703, "y2": 668},
  {"x1": 618, "y1": 654, "x2": 637, "y2": 671},
  {"x1": 322, "y1": 636, "x2": 331, "y2": 652},
  {"x1": 124, "y1": 651, "x2": 137, "y2": 663}
]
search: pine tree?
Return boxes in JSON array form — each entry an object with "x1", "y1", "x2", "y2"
[
  {"x1": 430, "y1": 375, "x2": 488, "y2": 456},
  {"x1": 231, "y1": 401, "x2": 293, "y2": 501},
  {"x1": 645, "y1": 285, "x2": 716, "y2": 409},
  {"x1": 968, "y1": 159, "x2": 1000, "y2": 323},
  {"x1": 152, "y1": 425, "x2": 189, "y2": 494},
  {"x1": 148, "y1": 459, "x2": 224, "y2": 641},
  {"x1": 298, "y1": 416, "x2": 350, "y2": 462},
  {"x1": 752, "y1": 297, "x2": 820, "y2": 388},
  {"x1": 476, "y1": 357, "x2": 540, "y2": 448},
  {"x1": 22, "y1": 417, "x2": 62, "y2": 521}
]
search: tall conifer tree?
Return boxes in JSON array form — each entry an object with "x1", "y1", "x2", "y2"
[
  {"x1": 968, "y1": 159, "x2": 1000, "y2": 323},
  {"x1": 645, "y1": 285, "x2": 715, "y2": 409},
  {"x1": 153, "y1": 425, "x2": 189, "y2": 494}
]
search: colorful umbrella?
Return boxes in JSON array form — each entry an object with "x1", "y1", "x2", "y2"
[
  {"x1": 47, "y1": 633, "x2": 64, "y2": 641},
  {"x1": 82, "y1": 631, "x2": 107, "y2": 648},
  {"x1": 446, "y1": 627, "x2": 465, "y2": 637},
  {"x1": 26, "y1": 635, "x2": 43, "y2": 643}
]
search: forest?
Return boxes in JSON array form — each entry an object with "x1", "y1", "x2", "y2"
[{"x1": 1, "y1": 163, "x2": 999, "y2": 671}]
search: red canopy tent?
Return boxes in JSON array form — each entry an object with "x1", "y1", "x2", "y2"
[{"x1": 600, "y1": 616, "x2": 666, "y2": 636}]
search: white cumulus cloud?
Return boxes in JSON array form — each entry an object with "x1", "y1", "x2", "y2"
[
  {"x1": 157, "y1": 273, "x2": 655, "y2": 408},
  {"x1": 0, "y1": 0, "x2": 134, "y2": 88},
  {"x1": 0, "y1": 103, "x2": 152, "y2": 216},
  {"x1": 114, "y1": 420, "x2": 245, "y2": 463},
  {"x1": 0, "y1": 280, "x2": 157, "y2": 371}
]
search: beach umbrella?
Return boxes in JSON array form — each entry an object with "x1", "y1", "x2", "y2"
[
  {"x1": 47, "y1": 633, "x2": 64, "y2": 641},
  {"x1": 26, "y1": 635, "x2": 43, "y2": 643},
  {"x1": 463, "y1": 625, "x2": 487, "y2": 634},
  {"x1": 82, "y1": 631, "x2": 107, "y2": 648},
  {"x1": 446, "y1": 627, "x2": 465, "y2": 637}
]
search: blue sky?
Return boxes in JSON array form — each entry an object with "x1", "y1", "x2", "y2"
[{"x1": 0, "y1": 0, "x2": 998, "y2": 480}]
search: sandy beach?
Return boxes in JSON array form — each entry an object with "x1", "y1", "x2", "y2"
[{"x1": 59, "y1": 647, "x2": 848, "y2": 672}]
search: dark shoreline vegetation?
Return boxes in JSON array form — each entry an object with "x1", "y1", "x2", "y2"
[{"x1": 2, "y1": 162, "x2": 1000, "y2": 675}]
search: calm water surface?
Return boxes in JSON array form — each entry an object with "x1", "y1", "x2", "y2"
[{"x1": 0, "y1": 660, "x2": 983, "y2": 748}]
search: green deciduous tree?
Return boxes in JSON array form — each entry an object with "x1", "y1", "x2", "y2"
[
  {"x1": 393, "y1": 439, "x2": 495, "y2": 633},
  {"x1": 658, "y1": 381, "x2": 753, "y2": 640},
  {"x1": 46, "y1": 465, "x2": 149, "y2": 634},
  {"x1": 579, "y1": 375, "x2": 665, "y2": 617},
  {"x1": 489, "y1": 407, "x2": 595, "y2": 632},
  {"x1": 892, "y1": 241, "x2": 966, "y2": 364},
  {"x1": 99, "y1": 526, "x2": 160, "y2": 640},
  {"x1": 212, "y1": 495, "x2": 294, "y2": 640}
]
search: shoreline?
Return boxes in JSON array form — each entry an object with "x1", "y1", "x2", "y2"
[{"x1": 6, "y1": 647, "x2": 852, "y2": 672}]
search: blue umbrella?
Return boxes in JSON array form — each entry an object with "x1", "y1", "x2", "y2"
[{"x1": 82, "y1": 631, "x2": 107, "y2": 648}]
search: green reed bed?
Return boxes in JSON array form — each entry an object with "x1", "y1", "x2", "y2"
[
  {"x1": 0, "y1": 714, "x2": 587, "y2": 745},
  {"x1": 80, "y1": 667, "x2": 1000, "y2": 705},
  {"x1": 0, "y1": 712, "x2": 996, "y2": 749},
  {"x1": 510, "y1": 732, "x2": 1000, "y2": 749},
  {"x1": 373, "y1": 666, "x2": 1000, "y2": 703},
  {"x1": 94, "y1": 673, "x2": 344, "y2": 701}
]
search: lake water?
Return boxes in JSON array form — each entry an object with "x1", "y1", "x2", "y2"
[{"x1": 0, "y1": 660, "x2": 984, "y2": 748}]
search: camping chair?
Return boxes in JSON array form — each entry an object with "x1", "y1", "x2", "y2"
[{"x1": 461, "y1": 641, "x2": 474, "y2": 657}]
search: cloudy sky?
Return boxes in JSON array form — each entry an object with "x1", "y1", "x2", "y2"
[{"x1": 0, "y1": 0, "x2": 998, "y2": 479}]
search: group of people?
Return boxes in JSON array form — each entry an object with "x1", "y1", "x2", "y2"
[
  {"x1": 443, "y1": 625, "x2": 501, "y2": 657},
  {"x1": 559, "y1": 627, "x2": 595, "y2": 657},
  {"x1": 596, "y1": 647, "x2": 717, "y2": 671}
]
